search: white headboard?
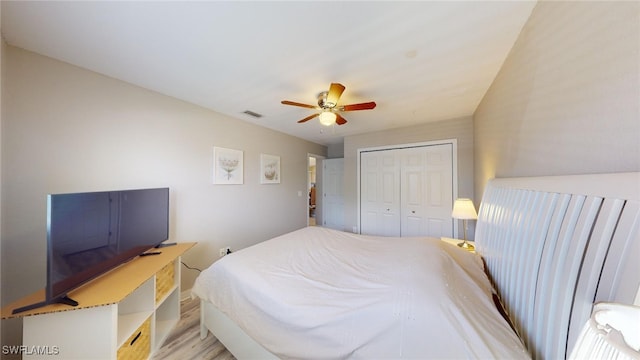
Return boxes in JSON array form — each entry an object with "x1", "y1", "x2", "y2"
[{"x1": 475, "y1": 172, "x2": 640, "y2": 360}]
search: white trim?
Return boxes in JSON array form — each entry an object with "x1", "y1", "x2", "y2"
[
  {"x1": 356, "y1": 139, "x2": 459, "y2": 237},
  {"x1": 181, "y1": 288, "x2": 192, "y2": 302}
]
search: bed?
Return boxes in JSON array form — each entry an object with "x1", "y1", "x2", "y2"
[{"x1": 192, "y1": 172, "x2": 640, "y2": 359}]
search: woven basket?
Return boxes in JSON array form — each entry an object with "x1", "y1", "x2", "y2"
[
  {"x1": 117, "y1": 316, "x2": 151, "y2": 360},
  {"x1": 155, "y1": 261, "x2": 175, "y2": 304}
]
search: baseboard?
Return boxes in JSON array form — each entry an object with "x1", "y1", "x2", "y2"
[{"x1": 180, "y1": 288, "x2": 192, "y2": 302}]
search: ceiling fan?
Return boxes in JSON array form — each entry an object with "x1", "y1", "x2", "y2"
[{"x1": 281, "y1": 83, "x2": 376, "y2": 126}]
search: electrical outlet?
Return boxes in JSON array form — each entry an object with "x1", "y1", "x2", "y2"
[{"x1": 219, "y1": 247, "x2": 231, "y2": 257}]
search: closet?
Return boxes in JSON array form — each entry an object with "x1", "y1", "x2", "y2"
[{"x1": 360, "y1": 142, "x2": 454, "y2": 237}]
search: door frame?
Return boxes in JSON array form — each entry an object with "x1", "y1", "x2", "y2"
[{"x1": 356, "y1": 139, "x2": 459, "y2": 237}]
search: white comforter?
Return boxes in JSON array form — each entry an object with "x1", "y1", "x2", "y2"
[{"x1": 192, "y1": 226, "x2": 529, "y2": 359}]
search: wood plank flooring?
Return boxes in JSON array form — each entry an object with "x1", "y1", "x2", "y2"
[{"x1": 152, "y1": 297, "x2": 236, "y2": 360}]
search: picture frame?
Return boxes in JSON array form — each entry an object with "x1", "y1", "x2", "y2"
[
  {"x1": 260, "y1": 154, "x2": 281, "y2": 184},
  {"x1": 213, "y1": 147, "x2": 244, "y2": 184}
]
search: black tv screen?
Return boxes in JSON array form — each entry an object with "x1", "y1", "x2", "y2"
[{"x1": 46, "y1": 187, "x2": 169, "y2": 304}]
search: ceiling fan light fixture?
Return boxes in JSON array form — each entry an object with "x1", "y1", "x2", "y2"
[
  {"x1": 282, "y1": 83, "x2": 375, "y2": 126},
  {"x1": 319, "y1": 111, "x2": 337, "y2": 126},
  {"x1": 317, "y1": 91, "x2": 336, "y2": 109}
]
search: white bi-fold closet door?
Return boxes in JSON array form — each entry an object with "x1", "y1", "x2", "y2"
[{"x1": 360, "y1": 143, "x2": 454, "y2": 238}]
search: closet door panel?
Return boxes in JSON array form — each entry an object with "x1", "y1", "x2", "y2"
[
  {"x1": 401, "y1": 148, "x2": 427, "y2": 237},
  {"x1": 403, "y1": 169, "x2": 425, "y2": 236},
  {"x1": 382, "y1": 172, "x2": 397, "y2": 204},
  {"x1": 360, "y1": 151, "x2": 400, "y2": 236},
  {"x1": 426, "y1": 219, "x2": 446, "y2": 238},
  {"x1": 424, "y1": 145, "x2": 454, "y2": 237}
]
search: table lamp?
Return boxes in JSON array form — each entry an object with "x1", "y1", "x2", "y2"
[{"x1": 451, "y1": 198, "x2": 477, "y2": 250}]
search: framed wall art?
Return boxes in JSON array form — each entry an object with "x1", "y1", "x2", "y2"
[
  {"x1": 260, "y1": 154, "x2": 280, "y2": 184},
  {"x1": 213, "y1": 147, "x2": 243, "y2": 184}
]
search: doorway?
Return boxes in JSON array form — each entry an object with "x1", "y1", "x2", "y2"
[{"x1": 307, "y1": 154, "x2": 325, "y2": 226}]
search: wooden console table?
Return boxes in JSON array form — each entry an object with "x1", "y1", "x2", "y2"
[{"x1": 1, "y1": 242, "x2": 196, "y2": 359}]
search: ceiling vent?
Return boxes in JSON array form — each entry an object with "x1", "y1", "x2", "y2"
[{"x1": 242, "y1": 110, "x2": 263, "y2": 118}]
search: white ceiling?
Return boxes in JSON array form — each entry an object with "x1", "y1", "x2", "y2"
[{"x1": 1, "y1": 1, "x2": 536, "y2": 146}]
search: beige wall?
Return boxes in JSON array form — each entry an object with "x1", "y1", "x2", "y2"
[
  {"x1": 327, "y1": 143, "x2": 345, "y2": 159},
  {"x1": 474, "y1": 1, "x2": 640, "y2": 200},
  {"x1": 1, "y1": 45, "x2": 326, "y2": 308},
  {"x1": 343, "y1": 116, "x2": 474, "y2": 234}
]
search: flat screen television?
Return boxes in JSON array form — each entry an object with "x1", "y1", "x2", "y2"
[{"x1": 13, "y1": 188, "x2": 170, "y2": 314}]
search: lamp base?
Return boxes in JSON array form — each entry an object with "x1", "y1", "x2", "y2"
[{"x1": 457, "y1": 240, "x2": 475, "y2": 251}]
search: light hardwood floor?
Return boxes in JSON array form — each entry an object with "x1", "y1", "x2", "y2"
[{"x1": 152, "y1": 297, "x2": 236, "y2": 360}]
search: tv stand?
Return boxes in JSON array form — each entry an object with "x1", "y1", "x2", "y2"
[{"x1": 1, "y1": 242, "x2": 196, "y2": 359}]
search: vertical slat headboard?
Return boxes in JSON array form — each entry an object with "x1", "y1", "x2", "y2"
[{"x1": 475, "y1": 172, "x2": 640, "y2": 360}]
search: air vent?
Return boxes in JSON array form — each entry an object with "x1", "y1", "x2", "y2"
[{"x1": 242, "y1": 110, "x2": 263, "y2": 118}]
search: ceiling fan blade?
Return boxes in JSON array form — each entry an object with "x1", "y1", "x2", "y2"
[
  {"x1": 297, "y1": 113, "x2": 319, "y2": 123},
  {"x1": 335, "y1": 113, "x2": 347, "y2": 125},
  {"x1": 282, "y1": 100, "x2": 316, "y2": 109},
  {"x1": 326, "y1": 83, "x2": 346, "y2": 106},
  {"x1": 341, "y1": 101, "x2": 377, "y2": 111}
]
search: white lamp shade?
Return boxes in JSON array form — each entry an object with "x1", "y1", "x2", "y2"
[
  {"x1": 318, "y1": 111, "x2": 336, "y2": 126},
  {"x1": 452, "y1": 198, "x2": 478, "y2": 220}
]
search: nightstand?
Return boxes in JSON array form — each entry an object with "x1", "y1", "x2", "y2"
[{"x1": 441, "y1": 237, "x2": 476, "y2": 253}]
